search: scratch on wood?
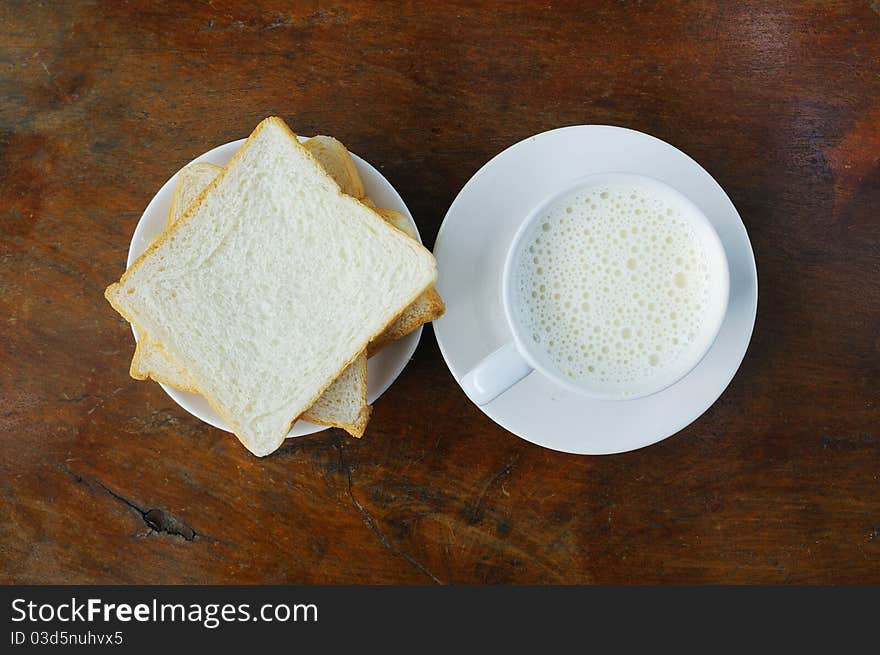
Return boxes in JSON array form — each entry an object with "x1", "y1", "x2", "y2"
[{"x1": 464, "y1": 454, "x2": 520, "y2": 525}]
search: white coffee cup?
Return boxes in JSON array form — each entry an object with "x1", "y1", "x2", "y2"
[{"x1": 461, "y1": 172, "x2": 730, "y2": 405}]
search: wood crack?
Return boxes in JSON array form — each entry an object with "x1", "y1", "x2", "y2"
[
  {"x1": 60, "y1": 464, "x2": 214, "y2": 543},
  {"x1": 331, "y1": 436, "x2": 443, "y2": 585}
]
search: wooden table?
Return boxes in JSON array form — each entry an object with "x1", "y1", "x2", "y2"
[{"x1": 1, "y1": 1, "x2": 877, "y2": 584}]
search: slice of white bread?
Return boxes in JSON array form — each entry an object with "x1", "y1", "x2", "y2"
[
  {"x1": 135, "y1": 159, "x2": 371, "y2": 437},
  {"x1": 306, "y1": 351, "x2": 370, "y2": 437},
  {"x1": 106, "y1": 117, "x2": 437, "y2": 456},
  {"x1": 167, "y1": 162, "x2": 223, "y2": 229},
  {"x1": 304, "y1": 135, "x2": 365, "y2": 198},
  {"x1": 130, "y1": 135, "x2": 438, "y2": 436},
  {"x1": 368, "y1": 208, "x2": 446, "y2": 355}
]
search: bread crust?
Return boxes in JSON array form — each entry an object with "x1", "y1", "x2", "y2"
[
  {"x1": 368, "y1": 287, "x2": 446, "y2": 356},
  {"x1": 304, "y1": 135, "x2": 365, "y2": 199}
]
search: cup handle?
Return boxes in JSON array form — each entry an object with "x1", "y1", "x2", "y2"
[{"x1": 460, "y1": 342, "x2": 533, "y2": 405}]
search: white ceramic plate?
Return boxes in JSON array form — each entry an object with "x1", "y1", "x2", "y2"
[
  {"x1": 433, "y1": 125, "x2": 758, "y2": 455},
  {"x1": 127, "y1": 137, "x2": 423, "y2": 438}
]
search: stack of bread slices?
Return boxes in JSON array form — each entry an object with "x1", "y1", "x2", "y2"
[{"x1": 106, "y1": 117, "x2": 444, "y2": 456}]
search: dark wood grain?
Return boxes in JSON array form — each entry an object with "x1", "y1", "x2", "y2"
[{"x1": 1, "y1": 0, "x2": 878, "y2": 584}]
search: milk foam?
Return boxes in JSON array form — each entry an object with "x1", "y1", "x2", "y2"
[{"x1": 512, "y1": 177, "x2": 724, "y2": 397}]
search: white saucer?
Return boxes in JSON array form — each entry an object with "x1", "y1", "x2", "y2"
[
  {"x1": 433, "y1": 126, "x2": 757, "y2": 455},
  {"x1": 127, "y1": 137, "x2": 423, "y2": 438}
]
